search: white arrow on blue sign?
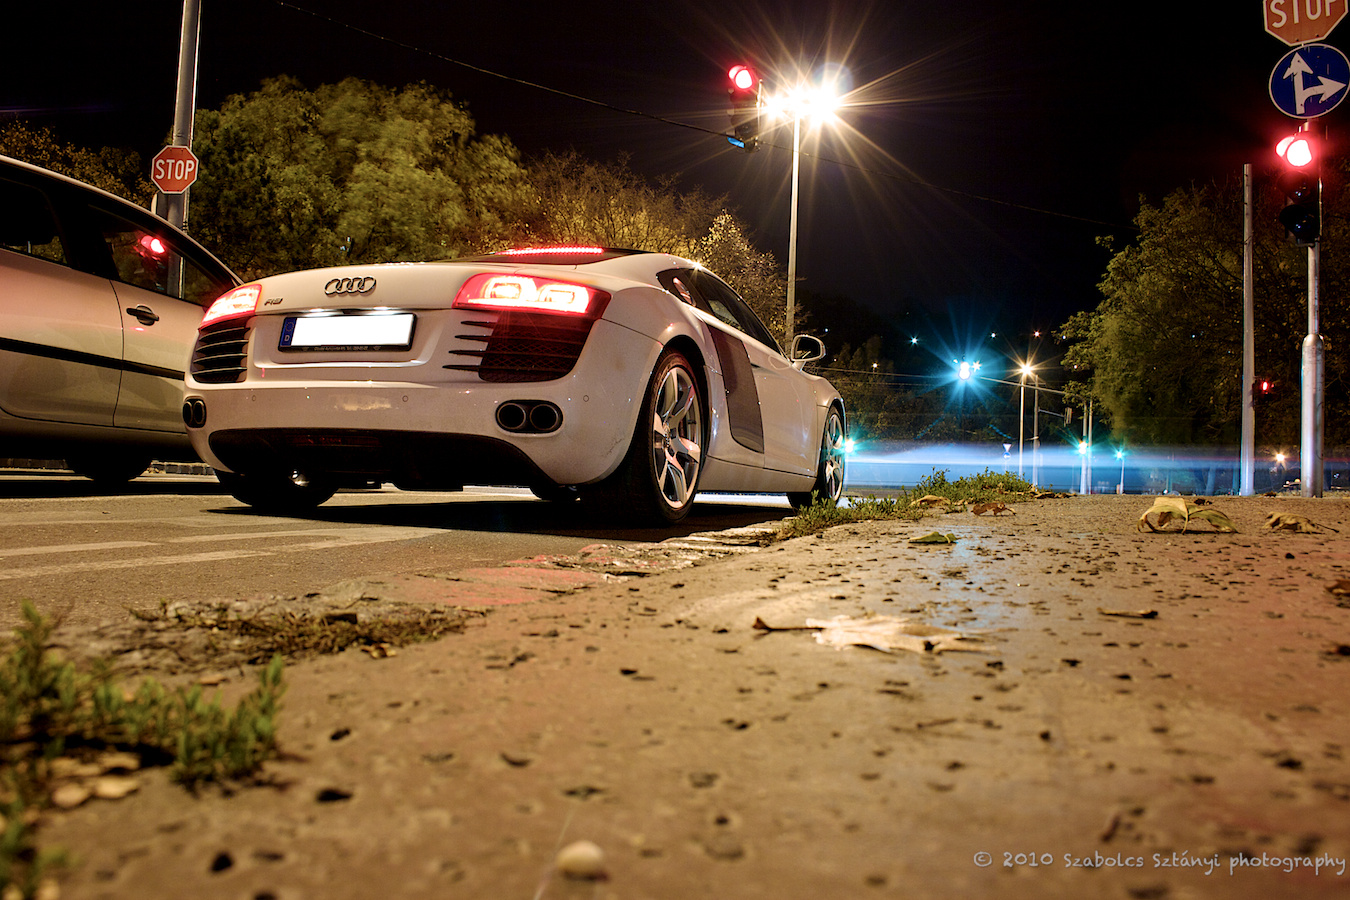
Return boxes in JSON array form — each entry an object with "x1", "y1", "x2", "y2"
[{"x1": 1269, "y1": 42, "x2": 1350, "y2": 118}]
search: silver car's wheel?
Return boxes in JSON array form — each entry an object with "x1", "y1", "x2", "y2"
[
  {"x1": 601, "y1": 349, "x2": 706, "y2": 524},
  {"x1": 789, "y1": 405, "x2": 846, "y2": 509},
  {"x1": 649, "y1": 356, "x2": 703, "y2": 511},
  {"x1": 215, "y1": 468, "x2": 336, "y2": 513}
]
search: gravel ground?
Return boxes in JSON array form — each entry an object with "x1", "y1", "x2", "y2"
[{"x1": 29, "y1": 493, "x2": 1350, "y2": 899}]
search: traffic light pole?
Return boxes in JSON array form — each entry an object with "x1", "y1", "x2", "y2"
[
  {"x1": 1303, "y1": 243, "x2": 1325, "y2": 497},
  {"x1": 1240, "y1": 164, "x2": 1255, "y2": 496}
]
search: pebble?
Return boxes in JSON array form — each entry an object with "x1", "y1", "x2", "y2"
[{"x1": 556, "y1": 840, "x2": 606, "y2": 879}]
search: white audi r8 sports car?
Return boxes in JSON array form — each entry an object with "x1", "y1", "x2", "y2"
[{"x1": 184, "y1": 247, "x2": 845, "y2": 523}]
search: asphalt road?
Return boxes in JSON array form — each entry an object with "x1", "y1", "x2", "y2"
[{"x1": 0, "y1": 473, "x2": 796, "y2": 631}]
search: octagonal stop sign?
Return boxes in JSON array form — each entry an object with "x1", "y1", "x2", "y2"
[
  {"x1": 150, "y1": 145, "x2": 199, "y2": 194},
  {"x1": 1265, "y1": 0, "x2": 1348, "y2": 46}
]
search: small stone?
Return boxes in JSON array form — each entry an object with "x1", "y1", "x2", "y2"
[
  {"x1": 92, "y1": 776, "x2": 140, "y2": 800},
  {"x1": 51, "y1": 783, "x2": 92, "y2": 809},
  {"x1": 556, "y1": 840, "x2": 606, "y2": 880}
]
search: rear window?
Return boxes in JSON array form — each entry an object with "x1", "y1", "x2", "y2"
[{"x1": 0, "y1": 177, "x2": 65, "y2": 264}]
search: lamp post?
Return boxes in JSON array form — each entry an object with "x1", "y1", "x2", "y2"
[
  {"x1": 786, "y1": 113, "x2": 801, "y2": 346},
  {"x1": 764, "y1": 79, "x2": 843, "y2": 346},
  {"x1": 1018, "y1": 362, "x2": 1035, "y2": 480}
]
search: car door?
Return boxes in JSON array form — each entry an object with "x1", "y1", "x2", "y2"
[
  {"x1": 687, "y1": 271, "x2": 815, "y2": 476},
  {"x1": 0, "y1": 174, "x2": 122, "y2": 426},
  {"x1": 84, "y1": 203, "x2": 235, "y2": 433}
]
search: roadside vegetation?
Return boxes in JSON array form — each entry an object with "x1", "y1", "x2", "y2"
[
  {"x1": 0, "y1": 602, "x2": 285, "y2": 898},
  {"x1": 778, "y1": 468, "x2": 1037, "y2": 539}
]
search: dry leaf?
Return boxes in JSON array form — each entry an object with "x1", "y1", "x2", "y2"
[
  {"x1": 759, "y1": 613, "x2": 988, "y2": 654},
  {"x1": 910, "y1": 495, "x2": 951, "y2": 509},
  {"x1": 1137, "y1": 497, "x2": 1237, "y2": 533},
  {"x1": 1328, "y1": 579, "x2": 1350, "y2": 608},
  {"x1": 1265, "y1": 513, "x2": 1338, "y2": 534},
  {"x1": 362, "y1": 642, "x2": 397, "y2": 658},
  {"x1": 1098, "y1": 607, "x2": 1159, "y2": 619},
  {"x1": 910, "y1": 531, "x2": 958, "y2": 545}
]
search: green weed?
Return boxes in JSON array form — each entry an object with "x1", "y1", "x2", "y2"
[
  {"x1": 0, "y1": 601, "x2": 286, "y2": 898},
  {"x1": 778, "y1": 468, "x2": 1037, "y2": 539}
]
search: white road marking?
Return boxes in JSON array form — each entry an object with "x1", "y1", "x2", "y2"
[
  {"x1": 0, "y1": 526, "x2": 439, "y2": 580},
  {"x1": 0, "y1": 541, "x2": 156, "y2": 558}
]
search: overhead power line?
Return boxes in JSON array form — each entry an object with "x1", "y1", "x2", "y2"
[{"x1": 271, "y1": 0, "x2": 1133, "y2": 231}]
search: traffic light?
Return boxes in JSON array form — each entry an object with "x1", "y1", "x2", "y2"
[
  {"x1": 1253, "y1": 377, "x2": 1275, "y2": 406},
  {"x1": 726, "y1": 64, "x2": 761, "y2": 152},
  {"x1": 1276, "y1": 131, "x2": 1320, "y2": 246}
]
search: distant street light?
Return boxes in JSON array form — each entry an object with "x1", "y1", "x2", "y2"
[
  {"x1": 1115, "y1": 447, "x2": 1126, "y2": 494},
  {"x1": 1018, "y1": 362, "x2": 1038, "y2": 483}
]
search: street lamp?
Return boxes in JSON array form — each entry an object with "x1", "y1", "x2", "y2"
[
  {"x1": 763, "y1": 77, "x2": 843, "y2": 345},
  {"x1": 1115, "y1": 448, "x2": 1126, "y2": 494},
  {"x1": 1018, "y1": 362, "x2": 1039, "y2": 485}
]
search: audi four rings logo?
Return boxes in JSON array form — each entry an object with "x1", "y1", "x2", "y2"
[{"x1": 324, "y1": 276, "x2": 377, "y2": 295}]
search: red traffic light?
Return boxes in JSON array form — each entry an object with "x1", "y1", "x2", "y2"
[
  {"x1": 1277, "y1": 133, "x2": 1315, "y2": 167},
  {"x1": 728, "y1": 65, "x2": 757, "y2": 92}
]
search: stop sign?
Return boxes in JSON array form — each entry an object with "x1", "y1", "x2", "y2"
[
  {"x1": 1265, "y1": 0, "x2": 1347, "y2": 46},
  {"x1": 150, "y1": 145, "x2": 199, "y2": 194}
]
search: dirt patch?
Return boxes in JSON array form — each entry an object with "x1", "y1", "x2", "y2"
[{"x1": 27, "y1": 494, "x2": 1350, "y2": 899}]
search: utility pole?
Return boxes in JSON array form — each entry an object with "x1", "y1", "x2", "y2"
[
  {"x1": 1240, "y1": 164, "x2": 1255, "y2": 495},
  {"x1": 162, "y1": 0, "x2": 201, "y2": 232},
  {"x1": 1303, "y1": 242, "x2": 1325, "y2": 496}
]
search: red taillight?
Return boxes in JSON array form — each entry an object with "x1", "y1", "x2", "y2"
[
  {"x1": 453, "y1": 274, "x2": 608, "y2": 317},
  {"x1": 201, "y1": 284, "x2": 262, "y2": 328}
]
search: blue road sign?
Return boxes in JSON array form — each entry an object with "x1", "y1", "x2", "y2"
[{"x1": 1270, "y1": 42, "x2": 1350, "y2": 119}]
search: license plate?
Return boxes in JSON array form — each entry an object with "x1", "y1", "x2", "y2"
[{"x1": 279, "y1": 313, "x2": 415, "y2": 351}]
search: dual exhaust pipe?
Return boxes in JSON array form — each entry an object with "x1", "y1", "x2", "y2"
[
  {"x1": 496, "y1": 400, "x2": 562, "y2": 434},
  {"x1": 183, "y1": 398, "x2": 207, "y2": 428}
]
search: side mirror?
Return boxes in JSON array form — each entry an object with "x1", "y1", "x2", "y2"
[{"x1": 790, "y1": 334, "x2": 826, "y2": 367}]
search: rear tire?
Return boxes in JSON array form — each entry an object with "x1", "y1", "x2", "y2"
[
  {"x1": 599, "y1": 349, "x2": 706, "y2": 524},
  {"x1": 529, "y1": 482, "x2": 579, "y2": 503},
  {"x1": 215, "y1": 468, "x2": 336, "y2": 513},
  {"x1": 67, "y1": 453, "x2": 151, "y2": 485},
  {"x1": 788, "y1": 405, "x2": 846, "y2": 510}
]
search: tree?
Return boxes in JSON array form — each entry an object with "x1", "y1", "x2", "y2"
[
  {"x1": 1059, "y1": 176, "x2": 1342, "y2": 448},
  {"x1": 189, "y1": 77, "x2": 531, "y2": 279},
  {"x1": 0, "y1": 120, "x2": 150, "y2": 204}
]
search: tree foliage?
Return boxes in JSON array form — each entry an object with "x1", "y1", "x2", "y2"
[
  {"x1": 189, "y1": 77, "x2": 531, "y2": 279},
  {"x1": 0, "y1": 120, "x2": 151, "y2": 204},
  {"x1": 1060, "y1": 172, "x2": 1348, "y2": 449}
]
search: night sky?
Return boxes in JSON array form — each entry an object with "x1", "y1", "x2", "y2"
[{"x1": 3, "y1": 1, "x2": 1338, "y2": 362}]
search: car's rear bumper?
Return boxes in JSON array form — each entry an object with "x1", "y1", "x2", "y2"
[{"x1": 186, "y1": 328, "x2": 661, "y2": 486}]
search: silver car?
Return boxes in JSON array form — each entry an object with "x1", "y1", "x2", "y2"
[
  {"x1": 185, "y1": 248, "x2": 846, "y2": 522},
  {"x1": 0, "y1": 155, "x2": 239, "y2": 482}
]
